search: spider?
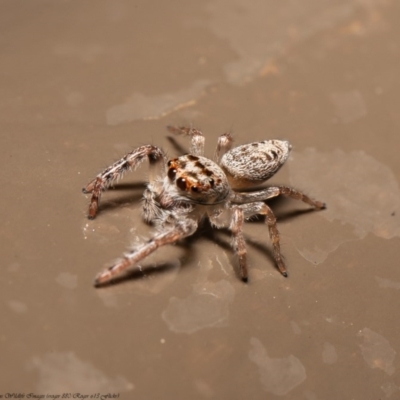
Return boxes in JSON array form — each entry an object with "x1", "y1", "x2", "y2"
[{"x1": 83, "y1": 126, "x2": 325, "y2": 287}]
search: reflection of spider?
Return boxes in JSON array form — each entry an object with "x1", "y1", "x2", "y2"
[{"x1": 83, "y1": 126, "x2": 326, "y2": 287}]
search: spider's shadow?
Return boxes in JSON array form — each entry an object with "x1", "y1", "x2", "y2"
[
  {"x1": 96, "y1": 196, "x2": 318, "y2": 287},
  {"x1": 94, "y1": 182, "x2": 146, "y2": 215},
  {"x1": 167, "y1": 136, "x2": 189, "y2": 156},
  {"x1": 262, "y1": 196, "x2": 319, "y2": 222}
]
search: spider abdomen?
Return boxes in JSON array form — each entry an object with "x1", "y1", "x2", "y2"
[{"x1": 220, "y1": 140, "x2": 291, "y2": 189}]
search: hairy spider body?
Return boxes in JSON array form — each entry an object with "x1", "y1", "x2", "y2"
[
  {"x1": 166, "y1": 154, "x2": 230, "y2": 204},
  {"x1": 220, "y1": 140, "x2": 291, "y2": 189},
  {"x1": 83, "y1": 126, "x2": 325, "y2": 287}
]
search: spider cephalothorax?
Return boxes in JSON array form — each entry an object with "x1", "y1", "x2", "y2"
[
  {"x1": 83, "y1": 126, "x2": 325, "y2": 287},
  {"x1": 165, "y1": 154, "x2": 230, "y2": 204}
]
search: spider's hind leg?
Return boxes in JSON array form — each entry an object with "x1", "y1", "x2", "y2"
[
  {"x1": 230, "y1": 206, "x2": 249, "y2": 282},
  {"x1": 232, "y1": 186, "x2": 326, "y2": 210},
  {"x1": 239, "y1": 202, "x2": 288, "y2": 277},
  {"x1": 82, "y1": 145, "x2": 165, "y2": 219},
  {"x1": 275, "y1": 186, "x2": 326, "y2": 210}
]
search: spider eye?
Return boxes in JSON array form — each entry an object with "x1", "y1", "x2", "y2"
[
  {"x1": 168, "y1": 168, "x2": 177, "y2": 180},
  {"x1": 209, "y1": 178, "x2": 215, "y2": 187},
  {"x1": 191, "y1": 185, "x2": 199, "y2": 193},
  {"x1": 176, "y1": 177, "x2": 187, "y2": 191}
]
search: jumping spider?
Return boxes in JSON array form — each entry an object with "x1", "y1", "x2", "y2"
[{"x1": 83, "y1": 126, "x2": 325, "y2": 287}]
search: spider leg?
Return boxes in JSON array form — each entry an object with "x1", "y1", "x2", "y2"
[
  {"x1": 82, "y1": 145, "x2": 165, "y2": 219},
  {"x1": 214, "y1": 132, "x2": 233, "y2": 163},
  {"x1": 232, "y1": 186, "x2": 326, "y2": 209},
  {"x1": 230, "y1": 206, "x2": 249, "y2": 282},
  {"x1": 274, "y1": 186, "x2": 326, "y2": 209},
  {"x1": 166, "y1": 125, "x2": 205, "y2": 156},
  {"x1": 231, "y1": 187, "x2": 281, "y2": 203},
  {"x1": 94, "y1": 219, "x2": 198, "y2": 287},
  {"x1": 239, "y1": 202, "x2": 287, "y2": 277}
]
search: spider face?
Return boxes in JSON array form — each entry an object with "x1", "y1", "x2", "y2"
[
  {"x1": 83, "y1": 126, "x2": 325, "y2": 287},
  {"x1": 166, "y1": 154, "x2": 230, "y2": 205}
]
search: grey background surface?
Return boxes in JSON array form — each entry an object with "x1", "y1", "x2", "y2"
[{"x1": 1, "y1": 0, "x2": 400, "y2": 398}]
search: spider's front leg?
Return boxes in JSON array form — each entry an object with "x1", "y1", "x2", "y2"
[
  {"x1": 94, "y1": 218, "x2": 198, "y2": 287},
  {"x1": 82, "y1": 145, "x2": 165, "y2": 219}
]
